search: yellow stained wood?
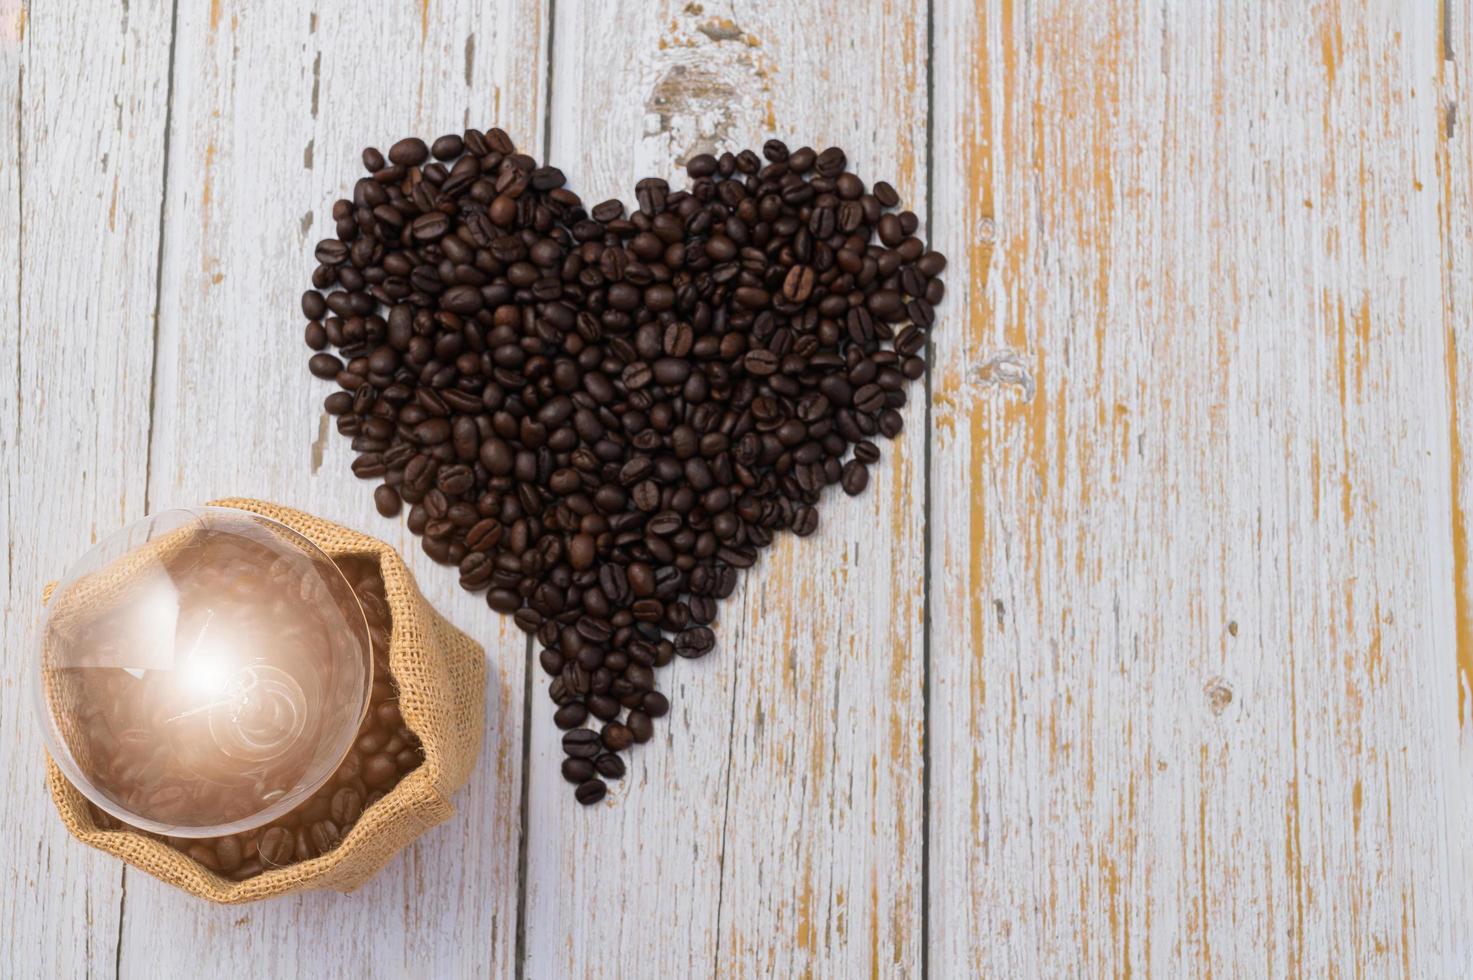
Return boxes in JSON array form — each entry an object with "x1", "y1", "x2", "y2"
[
  {"x1": 931, "y1": 1, "x2": 1466, "y2": 975},
  {"x1": 1438, "y1": 0, "x2": 1473, "y2": 962}
]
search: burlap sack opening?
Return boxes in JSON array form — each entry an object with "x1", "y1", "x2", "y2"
[{"x1": 44, "y1": 498, "x2": 487, "y2": 903}]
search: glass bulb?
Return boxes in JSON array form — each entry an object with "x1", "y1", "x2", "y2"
[{"x1": 33, "y1": 507, "x2": 372, "y2": 838}]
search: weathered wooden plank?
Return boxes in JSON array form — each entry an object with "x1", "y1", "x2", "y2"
[
  {"x1": 1438, "y1": 0, "x2": 1473, "y2": 958},
  {"x1": 929, "y1": 1, "x2": 1462, "y2": 975},
  {"x1": 0, "y1": 0, "x2": 176, "y2": 974},
  {"x1": 523, "y1": 2, "x2": 929, "y2": 976},
  {"x1": 119, "y1": 2, "x2": 547, "y2": 976}
]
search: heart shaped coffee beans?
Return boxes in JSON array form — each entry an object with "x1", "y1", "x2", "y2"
[{"x1": 301, "y1": 128, "x2": 947, "y2": 804}]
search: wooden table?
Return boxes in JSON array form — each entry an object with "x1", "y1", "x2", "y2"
[{"x1": 3, "y1": 1, "x2": 1470, "y2": 976}]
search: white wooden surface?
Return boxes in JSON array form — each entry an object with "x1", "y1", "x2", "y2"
[{"x1": 2, "y1": 1, "x2": 1471, "y2": 977}]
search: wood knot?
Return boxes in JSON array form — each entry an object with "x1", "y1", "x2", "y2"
[{"x1": 1203, "y1": 676, "x2": 1233, "y2": 716}]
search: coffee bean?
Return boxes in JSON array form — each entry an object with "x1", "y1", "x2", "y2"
[
  {"x1": 330, "y1": 787, "x2": 364, "y2": 827},
  {"x1": 310, "y1": 820, "x2": 342, "y2": 854},
  {"x1": 314, "y1": 239, "x2": 349, "y2": 265},
  {"x1": 302, "y1": 131, "x2": 947, "y2": 804},
  {"x1": 187, "y1": 844, "x2": 220, "y2": 872},
  {"x1": 569, "y1": 533, "x2": 596, "y2": 570},
  {"x1": 744, "y1": 349, "x2": 780, "y2": 376},
  {"x1": 363, "y1": 752, "x2": 397, "y2": 788},
  {"x1": 782, "y1": 265, "x2": 817, "y2": 303},
  {"x1": 575, "y1": 779, "x2": 607, "y2": 805},
  {"x1": 388, "y1": 137, "x2": 429, "y2": 166},
  {"x1": 594, "y1": 753, "x2": 626, "y2": 779},
  {"x1": 562, "y1": 757, "x2": 595, "y2": 784},
  {"x1": 258, "y1": 827, "x2": 294, "y2": 866},
  {"x1": 214, "y1": 836, "x2": 243, "y2": 873},
  {"x1": 601, "y1": 722, "x2": 633, "y2": 752},
  {"x1": 626, "y1": 711, "x2": 654, "y2": 743},
  {"x1": 791, "y1": 505, "x2": 819, "y2": 537},
  {"x1": 374, "y1": 485, "x2": 402, "y2": 518},
  {"x1": 854, "y1": 384, "x2": 885, "y2": 414},
  {"x1": 674, "y1": 626, "x2": 715, "y2": 658},
  {"x1": 411, "y1": 212, "x2": 450, "y2": 242},
  {"x1": 308, "y1": 352, "x2": 343, "y2": 379},
  {"x1": 563, "y1": 728, "x2": 601, "y2": 758},
  {"x1": 431, "y1": 134, "x2": 464, "y2": 160}
]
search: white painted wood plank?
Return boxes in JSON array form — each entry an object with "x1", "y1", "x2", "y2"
[
  {"x1": 524, "y1": 2, "x2": 929, "y2": 976},
  {"x1": 0, "y1": 0, "x2": 176, "y2": 974},
  {"x1": 120, "y1": 2, "x2": 547, "y2": 977},
  {"x1": 1438, "y1": 0, "x2": 1473, "y2": 960},
  {"x1": 929, "y1": 1, "x2": 1465, "y2": 975}
]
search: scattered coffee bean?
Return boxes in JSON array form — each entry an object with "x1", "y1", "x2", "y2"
[
  {"x1": 575, "y1": 779, "x2": 607, "y2": 805},
  {"x1": 374, "y1": 484, "x2": 402, "y2": 518},
  {"x1": 302, "y1": 131, "x2": 947, "y2": 803}
]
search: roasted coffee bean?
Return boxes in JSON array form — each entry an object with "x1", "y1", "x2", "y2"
[
  {"x1": 187, "y1": 844, "x2": 220, "y2": 872},
  {"x1": 674, "y1": 626, "x2": 715, "y2": 658},
  {"x1": 562, "y1": 757, "x2": 596, "y2": 784},
  {"x1": 575, "y1": 779, "x2": 607, "y2": 805},
  {"x1": 302, "y1": 132, "x2": 947, "y2": 803},
  {"x1": 594, "y1": 753, "x2": 626, "y2": 779},
  {"x1": 388, "y1": 137, "x2": 429, "y2": 166},
  {"x1": 791, "y1": 505, "x2": 819, "y2": 537},
  {"x1": 431, "y1": 134, "x2": 464, "y2": 160},
  {"x1": 374, "y1": 485, "x2": 402, "y2": 518},
  {"x1": 310, "y1": 820, "x2": 343, "y2": 854},
  {"x1": 258, "y1": 827, "x2": 295, "y2": 866},
  {"x1": 563, "y1": 728, "x2": 601, "y2": 758},
  {"x1": 330, "y1": 787, "x2": 364, "y2": 827},
  {"x1": 214, "y1": 836, "x2": 243, "y2": 873},
  {"x1": 363, "y1": 750, "x2": 398, "y2": 789},
  {"x1": 601, "y1": 722, "x2": 633, "y2": 752},
  {"x1": 626, "y1": 711, "x2": 654, "y2": 744},
  {"x1": 308, "y1": 352, "x2": 343, "y2": 379}
]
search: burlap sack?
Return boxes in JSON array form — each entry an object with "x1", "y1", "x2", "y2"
[{"x1": 45, "y1": 498, "x2": 486, "y2": 902}]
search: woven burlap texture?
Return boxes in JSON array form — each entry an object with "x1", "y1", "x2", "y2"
[{"x1": 45, "y1": 498, "x2": 486, "y2": 903}]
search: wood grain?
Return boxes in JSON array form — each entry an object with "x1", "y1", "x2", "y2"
[
  {"x1": 1, "y1": 0, "x2": 174, "y2": 973},
  {"x1": 113, "y1": 2, "x2": 546, "y2": 977},
  {"x1": 1439, "y1": 0, "x2": 1473, "y2": 962},
  {"x1": 520, "y1": 2, "x2": 929, "y2": 976},
  {"x1": 929, "y1": 0, "x2": 1468, "y2": 975}
]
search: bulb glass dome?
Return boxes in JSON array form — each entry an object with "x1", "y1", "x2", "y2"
[{"x1": 33, "y1": 507, "x2": 372, "y2": 838}]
